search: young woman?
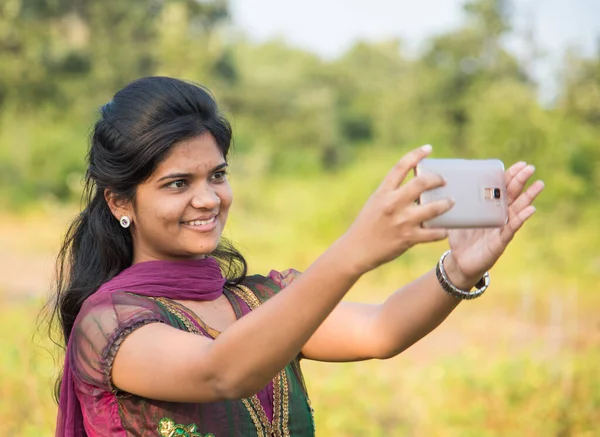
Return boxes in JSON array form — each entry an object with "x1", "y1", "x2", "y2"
[{"x1": 51, "y1": 76, "x2": 544, "y2": 437}]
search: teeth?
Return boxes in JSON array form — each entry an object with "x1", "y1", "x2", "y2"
[{"x1": 186, "y1": 217, "x2": 216, "y2": 226}]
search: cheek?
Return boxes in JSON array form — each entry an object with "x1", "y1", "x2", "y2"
[
  {"x1": 219, "y1": 184, "x2": 233, "y2": 209},
  {"x1": 135, "y1": 195, "x2": 185, "y2": 231}
]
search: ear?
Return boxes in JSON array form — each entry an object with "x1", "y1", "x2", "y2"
[{"x1": 104, "y1": 188, "x2": 134, "y2": 224}]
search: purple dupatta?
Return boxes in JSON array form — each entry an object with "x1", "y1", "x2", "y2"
[{"x1": 55, "y1": 257, "x2": 226, "y2": 437}]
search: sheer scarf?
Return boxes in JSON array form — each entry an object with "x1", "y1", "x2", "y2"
[{"x1": 55, "y1": 257, "x2": 226, "y2": 437}]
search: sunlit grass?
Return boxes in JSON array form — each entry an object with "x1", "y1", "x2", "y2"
[
  {"x1": 0, "y1": 296, "x2": 60, "y2": 436},
  {"x1": 302, "y1": 348, "x2": 600, "y2": 437}
]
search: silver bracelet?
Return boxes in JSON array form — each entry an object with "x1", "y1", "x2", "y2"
[{"x1": 436, "y1": 250, "x2": 490, "y2": 300}]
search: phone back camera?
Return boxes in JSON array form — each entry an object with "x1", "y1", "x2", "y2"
[{"x1": 493, "y1": 188, "x2": 501, "y2": 199}]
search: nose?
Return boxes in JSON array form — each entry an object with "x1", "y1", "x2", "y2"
[{"x1": 190, "y1": 186, "x2": 221, "y2": 210}]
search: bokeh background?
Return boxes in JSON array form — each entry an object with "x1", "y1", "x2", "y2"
[{"x1": 1, "y1": 0, "x2": 599, "y2": 435}]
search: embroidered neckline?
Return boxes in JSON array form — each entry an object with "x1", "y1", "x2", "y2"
[
  {"x1": 162, "y1": 288, "x2": 241, "y2": 339},
  {"x1": 153, "y1": 285, "x2": 291, "y2": 437}
]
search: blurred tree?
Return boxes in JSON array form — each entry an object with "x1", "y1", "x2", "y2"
[
  {"x1": 0, "y1": 0, "x2": 233, "y2": 108},
  {"x1": 226, "y1": 40, "x2": 344, "y2": 172},
  {"x1": 557, "y1": 46, "x2": 600, "y2": 197},
  {"x1": 332, "y1": 40, "x2": 405, "y2": 147},
  {"x1": 420, "y1": 0, "x2": 527, "y2": 152},
  {"x1": 560, "y1": 46, "x2": 600, "y2": 126},
  {"x1": 0, "y1": 0, "x2": 235, "y2": 202}
]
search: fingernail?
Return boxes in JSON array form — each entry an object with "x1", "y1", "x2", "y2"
[
  {"x1": 421, "y1": 144, "x2": 432, "y2": 153},
  {"x1": 529, "y1": 165, "x2": 536, "y2": 172}
]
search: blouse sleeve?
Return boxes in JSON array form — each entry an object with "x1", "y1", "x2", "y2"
[
  {"x1": 240, "y1": 268, "x2": 302, "y2": 305},
  {"x1": 69, "y1": 291, "x2": 171, "y2": 393},
  {"x1": 267, "y1": 268, "x2": 302, "y2": 290}
]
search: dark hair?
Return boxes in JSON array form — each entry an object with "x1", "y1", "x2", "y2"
[{"x1": 48, "y1": 76, "x2": 247, "y2": 400}]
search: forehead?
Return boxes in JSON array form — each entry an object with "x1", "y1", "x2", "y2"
[{"x1": 154, "y1": 133, "x2": 225, "y2": 174}]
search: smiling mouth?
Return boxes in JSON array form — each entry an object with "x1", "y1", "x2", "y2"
[{"x1": 183, "y1": 216, "x2": 217, "y2": 226}]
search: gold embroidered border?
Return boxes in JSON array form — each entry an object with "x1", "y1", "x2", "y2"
[
  {"x1": 151, "y1": 285, "x2": 292, "y2": 437},
  {"x1": 152, "y1": 297, "x2": 201, "y2": 335},
  {"x1": 241, "y1": 398, "x2": 265, "y2": 437},
  {"x1": 230, "y1": 284, "x2": 262, "y2": 310},
  {"x1": 281, "y1": 369, "x2": 290, "y2": 437},
  {"x1": 231, "y1": 284, "x2": 292, "y2": 437},
  {"x1": 291, "y1": 359, "x2": 316, "y2": 432}
]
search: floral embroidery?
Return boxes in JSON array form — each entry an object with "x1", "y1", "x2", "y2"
[{"x1": 158, "y1": 418, "x2": 214, "y2": 437}]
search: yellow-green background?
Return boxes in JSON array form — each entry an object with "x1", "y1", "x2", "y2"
[{"x1": 1, "y1": 0, "x2": 599, "y2": 435}]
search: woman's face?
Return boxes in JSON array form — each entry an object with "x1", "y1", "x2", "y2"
[{"x1": 127, "y1": 132, "x2": 232, "y2": 263}]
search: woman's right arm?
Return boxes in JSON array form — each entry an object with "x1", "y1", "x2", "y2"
[{"x1": 111, "y1": 145, "x2": 453, "y2": 403}]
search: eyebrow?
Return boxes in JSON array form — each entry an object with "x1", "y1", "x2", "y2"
[{"x1": 156, "y1": 162, "x2": 228, "y2": 183}]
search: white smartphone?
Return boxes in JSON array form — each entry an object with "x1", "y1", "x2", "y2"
[{"x1": 414, "y1": 159, "x2": 509, "y2": 228}]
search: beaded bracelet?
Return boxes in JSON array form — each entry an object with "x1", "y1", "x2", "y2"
[{"x1": 436, "y1": 250, "x2": 490, "y2": 300}]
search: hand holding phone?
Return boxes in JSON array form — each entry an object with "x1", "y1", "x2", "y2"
[{"x1": 415, "y1": 159, "x2": 509, "y2": 229}]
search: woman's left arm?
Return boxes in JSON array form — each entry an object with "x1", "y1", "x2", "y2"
[{"x1": 302, "y1": 161, "x2": 545, "y2": 362}]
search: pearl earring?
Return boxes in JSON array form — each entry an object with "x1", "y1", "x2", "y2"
[{"x1": 120, "y1": 216, "x2": 131, "y2": 228}]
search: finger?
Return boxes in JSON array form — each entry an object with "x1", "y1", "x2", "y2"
[
  {"x1": 411, "y1": 198, "x2": 455, "y2": 224},
  {"x1": 381, "y1": 144, "x2": 433, "y2": 191},
  {"x1": 504, "y1": 161, "x2": 528, "y2": 187},
  {"x1": 506, "y1": 164, "x2": 536, "y2": 202},
  {"x1": 508, "y1": 180, "x2": 545, "y2": 217},
  {"x1": 401, "y1": 173, "x2": 446, "y2": 202},
  {"x1": 500, "y1": 205, "x2": 536, "y2": 244},
  {"x1": 414, "y1": 227, "x2": 449, "y2": 243}
]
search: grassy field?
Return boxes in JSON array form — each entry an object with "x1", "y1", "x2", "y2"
[{"x1": 1, "y1": 158, "x2": 599, "y2": 436}]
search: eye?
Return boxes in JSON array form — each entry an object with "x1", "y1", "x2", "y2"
[
  {"x1": 166, "y1": 179, "x2": 187, "y2": 189},
  {"x1": 211, "y1": 170, "x2": 228, "y2": 182}
]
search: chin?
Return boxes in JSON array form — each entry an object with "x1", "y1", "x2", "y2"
[
  {"x1": 173, "y1": 230, "x2": 223, "y2": 257},
  {"x1": 189, "y1": 239, "x2": 221, "y2": 256}
]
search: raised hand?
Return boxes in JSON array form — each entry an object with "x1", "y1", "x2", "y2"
[
  {"x1": 446, "y1": 162, "x2": 545, "y2": 284},
  {"x1": 342, "y1": 145, "x2": 454, "y2": 274}
]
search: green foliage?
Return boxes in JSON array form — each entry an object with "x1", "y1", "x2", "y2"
[{"x1": 1, "y1": 0, "x2": 598, "y2": 214}]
